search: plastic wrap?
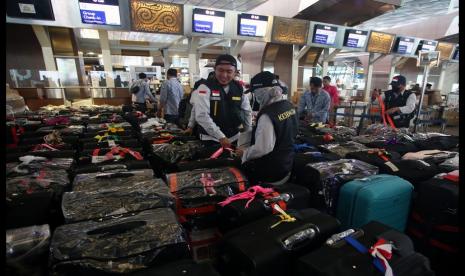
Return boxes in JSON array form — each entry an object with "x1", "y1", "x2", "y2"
[
  {"x1": 6, "y1": 169, "x2": 70, "y2": 201},
  {"x1": 6, "y1": 156, "x2": 74, "y2": 177},
  {"x1": 73, "y1": 169, "x2": 154, "y2": 191},
  {"x1": 50, "y1": 208, "x2": 188, "y2": 274},
  {"x1": 319, "y1": 141, "x2": 368, "y2": 158},
  {"x1": 151, "y1": 141, "x2": 204, "y2": 164},
  {"x1": 167, "y1": 167, "x2": 248, "y2": 205},
  {"x1": 402, "y1": 150, "x2": 457, "y2": 163},
  {"x1": 62, "y1": 178, "x2": 174, "y2": 222},
  {"x1": 439, "y1": 154, "x2": 459, "y2": 171},
  {"x1": 6, "y1": 224, "x2": 50, "y2": 261}
]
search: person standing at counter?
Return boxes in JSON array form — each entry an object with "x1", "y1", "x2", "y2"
[
  {"x1": 158, "y1": 68, "x2": 184, "y2": 124},
  {"x1": 192, "y1": 54, "x2": 252, "y2": 148},
  {"x1": 297, "y1": 77, "x2": 331, "y2": 123},
  {"x1": 130, "y1": 73, "x2": 157, "y2": 113}
]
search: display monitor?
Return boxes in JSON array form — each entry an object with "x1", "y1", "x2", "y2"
[
  {"x1": 78, "y1": 0, "x2": 121, "y2": 25},
  {"x1": 343, "y1": 29, "x2": 368, "y2": 49},
  {"x1": 366, "y1": 31, "x2": 395, "y2": 54},
  {"x1": 417, "y1": 40, "x2": 438, "y2": 53},
  {"x1": 192, "y1": 8, "x2": 225, "y2": 34},
  {"x1": 393, "y1": 37, "x2": 415, "y2": 55},
  {"x1": 312, "y1": 24, "x2": 338, "y2": 46},
  {"x1": 238, "y1": 13, "x2": 268, "y2": 37},
  {"x1": 7, "y1": 0, "x2": 55, "y2": 20},
  {"x1": 452, "y1": 45, "x2": 459, "y2": 60}
]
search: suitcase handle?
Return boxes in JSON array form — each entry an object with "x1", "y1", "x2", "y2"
[
  {"x1": 280, "y1": 223, "x2": 318, "y2": 251},
  {"x1": 87, "y1": 221, "x2": 147, "y2": 237},
  {"x1": 100, "y1": 164, "x2": 128, "y2": 171}
]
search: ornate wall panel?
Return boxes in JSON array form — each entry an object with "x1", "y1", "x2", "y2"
[
  {"x1": 271, "y1": 17, "x2": 309, "y2": 46},
  {"x1": 130, "y1": 0, "x2": 183, "y2": 34},
  {"x1": 366, "y1": 31, "x2": 395, "y2": 54},
  {"x1": 436, "y1": 42, "x2": 454, "y2": 60}
]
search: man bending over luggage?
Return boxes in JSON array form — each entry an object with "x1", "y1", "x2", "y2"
[
  {"x1": 297, "y1": 77, "x2": 331, "y2": 123},
  {"x1": 236, "y1": 71, "x2": 298, "y2": 185},
  {"x1": 380, "y1": 75, "x2": 416, "y2": 128}
]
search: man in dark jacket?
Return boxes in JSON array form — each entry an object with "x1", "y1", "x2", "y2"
[{"x1": 381, "y1": 75, "x2": 417, "y2": 128}]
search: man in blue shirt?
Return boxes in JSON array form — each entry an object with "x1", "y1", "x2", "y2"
[
  {"x1": 130, "y1": 73, "x2": 157, "y2": 113},
  {"x1": 158, "y1": 68, "x2": 184, "y2": 124},
  {"x1": 298, "y1": 77, "x2": 331, "y2": 123}
]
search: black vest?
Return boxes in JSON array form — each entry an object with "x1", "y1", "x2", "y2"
[
  {"x1": 250, "y1": 100, "x2": 298, "y2": 182},
  {"x1": 198, "y1": 79, "x2": 244, "y2": 138},
  {"x1": 384, "y1": 90, "x2": 416, "y2": 128}
]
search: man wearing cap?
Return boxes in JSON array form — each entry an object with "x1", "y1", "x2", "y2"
[
  {"x1": 297, "y1": 77, "x2": 331, "y2": 123},
  {"x1": 381, "y1": 75, "x2": 417, "y2": 128},
  {"x1": 192, "y1": 54, "x2": 252, "y2": 148},
  {"x1": 236, "y1": 71, "x2": 298, "y2": 184}
]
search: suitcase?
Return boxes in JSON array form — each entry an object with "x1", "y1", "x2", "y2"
[
  {"x1": 8, "y1": 143, "x2": 74, "y2": 154},
  {"x1": 50, "y1": 208, "x2": 189, "y2": 275},
  {"x1": 151, "y1": 141, "x2": 204, "y2": 164},
  {"x1": 295, "y1": 221, "x2": 435, "y2": 276},
  {"x1": 167, "y1": 167, "x2": 248, "y2": 227},
  {"x1": 318, "y1": 141, "x2": 369, "y2": 158},
  {"x1": 406, "y1": 172, "x2": 459, "y2": 275},
  {"x1": 82, "y1": 138, "x2": 140, "y2": 150},
  {"x1": 345, "y1": 149, "x2": 401, "y2": 174},
  {"x1": 402, "y1": 150, "x2": 457, "y2": 164},
  {"x1": 291, "y1": 151, "x2": 340, "y2": 183},
  {"x1": 336, "y1": 174, "x2": 414, "y2": 231},
  {"x1": 6, "y1": 150, "x2": 76, "y2": 162},
  {"x1": 176, "y1": 157, "x2": 241, "y2": 172},
  {"x1": 6, "y1": 224, "x2": 51, "y2": 276},
  {"x1": 414, "y1": 135, "x2": 459, "y2": 151},
  {"x1": 219, "y1": 208, "x2": 340, "y2": 276},
  {"x1": 438, "y1": 154, "x2": 459, "y2": 172},
  {"x1": 217, "y1": 183, "x2": 311, "y2": 233},
  {"x1": 72, "y1": 169, "x2": 154, "y2": 192},
  {"x1": 21, "y1": 135, "x2": 79, "y2": 145},
  {"x1": 296, "y1": 159, "x2": 379, "y2": 214},
  {"x1": 77, "y1": 147, "x2": 145, "y2": 165},
  {"x1": 365, "y1": 140, "x2": 419, "y2": 155},
  {"x1": 7, "y1": 157, "x2": 74, "y2": 178},
  {"x1": 380, "y1": 159, "x2": 440, "y2": 185},
  {"x1": 62, "y1": 178, "x2": 174, "y2": 223},
  {"x1": 79, "y1": 135, "x2": 135, "y2": 144},
  {"x1": 127, "y1": 259, "x2": 221, "y2": 276},
  {"x1": 72, "y1": 160, "x2": 152, "y2": 175}
]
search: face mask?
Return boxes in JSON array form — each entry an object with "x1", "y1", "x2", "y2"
[{"x1": 391, "y1": 85, "x2": 400, "y2": 92}]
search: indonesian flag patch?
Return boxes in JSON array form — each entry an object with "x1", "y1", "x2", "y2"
[
  {"x1": 211, "y1": 90, "x2": 220, "y2": 97},
  {"x1": 198, "y1": 90, "x2": 207, "y2": 95}
]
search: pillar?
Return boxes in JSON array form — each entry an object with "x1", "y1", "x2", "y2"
[
  {"x1": 98, "y1": 29, "x2": 114, "y2": 88},
  {"x1": 322, "y1": 48, "x2": 330, "y2": 77},
  {"x1": 364, "y1": 53, "x2": 375, "y2": 102},
  {"x1": 291, "y1": 45, "x2": 299, "y2": 100}
]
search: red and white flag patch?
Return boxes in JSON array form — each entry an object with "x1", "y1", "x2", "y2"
[
  {"x1": 211, "y1": 90, "x2": 220, "y2": 97},
  {"x1": 198, "y1": 90, "x2": 207, "y2": 95}
]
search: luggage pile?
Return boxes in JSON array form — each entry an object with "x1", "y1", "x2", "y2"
[{"x1": 5, "y1": 105, "x2": 458, "y2": 276}]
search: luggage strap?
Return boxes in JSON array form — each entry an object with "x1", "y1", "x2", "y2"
[
  {"x1": 344, "y1": 236, "x2": 393, "y2": 276},
  {"x1": 210, "y1": 146, "x2": 235, "y2": 159},
  {"x1": 270, "y1": 205, "x2": 295, "y2": 228},
  {"x1": 33, "y1": 143, "x2": 59, "y2": 151},
  {"x1": 218, "y1": 185, "x2": 275, "y2": 208},
  {"x1": 378, "y1": 95, "x2": 397, "y2": 130},
  {"x1": 92, "y1": 147, "x2": 143, "y2": 163}
]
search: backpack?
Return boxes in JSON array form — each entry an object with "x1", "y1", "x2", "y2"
[{"x1": 130, "y1": 81, "x2": 141, "y2": 94}]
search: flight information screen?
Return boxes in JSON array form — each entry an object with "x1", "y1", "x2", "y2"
[
  {"x1": 79, "y1": 0, "x2": 121, "y2": 25},
  {"x1": 238, "y1": 13, "x2": 268, "y2": 37},
  {"x1": 395, "y1": 37, "x2": 415, "y2": 55},
  {"x1": 344, "y1": 29, "x2": 368, "y2": 48},
  {"x1": 193, "y1": 8, "x2": 225, "y2": 34},
  {"x1": 312, "y1": 24, "x2": 338, "y2": 46}
]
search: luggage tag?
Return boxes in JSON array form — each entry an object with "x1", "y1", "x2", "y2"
[{"x1": 384, "y1": 161, "x2": 399, "y2": 172}]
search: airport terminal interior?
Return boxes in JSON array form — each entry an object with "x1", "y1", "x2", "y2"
[{"x1": 5, "y1": 0, "x2": 460, "y2": 275}]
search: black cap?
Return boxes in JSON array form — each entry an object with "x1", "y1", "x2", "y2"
[
  {"x1": 215, "y1": 54, "x2": 237, "y2": 68},
  {"x1": 390, "y1": 75, "x2": 406, "y2": 86},
  {"x1": 247, "y1": 71, "x2": 280, "y2": 93}
]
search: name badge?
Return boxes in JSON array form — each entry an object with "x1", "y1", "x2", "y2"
[
  {"x1": 211, "y1": 96, "x2": 221, "y2": 101},
  {"x1": 232, "y1": 96, "x2": 241, "y2": 101}
]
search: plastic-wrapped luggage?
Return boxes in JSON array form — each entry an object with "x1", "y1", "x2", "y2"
[
  {"x1": 6, "y1": 224, "x2": 51, "y2": 276},
  {"x1": 77, "y1": 147, "x2": 144, "y2": 165},
  {"x1": 438, "y1": 154, "x2": 459, "y2": 172},
  {"x1": 291, "y1": 151, "x2": 340, "y2": 183},
  {"x1": 63, "y1": 178, "x2": 173, "y2": 222},
  {"x1": 72, "y1": 169, "x2": 154, "y2": 192},
  {"x1": 82, "y1": 138, "x2": 140, "y2": 150},
  {"x1": 217, "y1": 183, "x2": 311, "y2": 233},
  {"x1": 72, "y1": 160, "x2": 152, "y2": 175},
  {"x1": 407, "y1": 171, "x2": 459, "y2": 275},
  {"x1": 6, "y1": 155, "x2": 74, "y2": 177},
  {"x1": 167, "y1": 167, "x2": 248, "y2": 226},
  {"x1": 219, "y1": 208, "x2": 340, "y2": 276},
  {"x1": 295, "y1": 159, "x2": 379, "y2": 214},
  {"x1": 337, "y1": 174, "x2": 414, "y2": 231},
  {"x1": 295, "y1": 221, "x2": 435, "y2": 276},
  {"x1": 378, "y1": 159, "x2": 440, "y2": 185},
  {"x1": 7, "y1": 150, "x2": 76, "y2": 162},
  {"x1": 128, "y1": 259, "x2": 221, "y2": 276},
  {"x1": 50, "y1": 208, "x2": 189, "y2": 275},
  {"x1": 402, "y1": 150, "x2": 457, "y2": 164},
  {"x1": 365, "y1": 140, "x2": 419, "y2": 155},
  {"x1": 414, "y1": 135, "x2": 459, "y2": 151},
  {"x1": 318, "y1": 141, "x2": 368, "y2": 158},
  {"x1": 151, "y1": 141, "x2": 204, "y2": 164}
]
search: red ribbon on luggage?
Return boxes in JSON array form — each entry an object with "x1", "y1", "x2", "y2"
[
  {"x1": 210, "y1": 146, "x2": 234, "y2": 159},
  {"x1": 377, "y1": 95, "x2": 397, "y2": 130},
  {"x1": 218, "y1": 185, "x2": 275, "y2": 208},
  {"x1": 369, "y1": 239, "x2": 393, "y2": 276}
]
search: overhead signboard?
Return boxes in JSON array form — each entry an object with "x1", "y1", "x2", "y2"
[
  {"x1": 130, "y1": 0, "x2": 183, "y2": 34},
  {"x1": 6, "y1": 0, "x2": 55, "y2": 20},
  {"x1": 436, "y1": 41, "x2": 455, "y2": 60},
  {"x1": 237, "y1": 13, "x2": 268, "y2": 37},
  {"x1": 271, "y1": 17, "x2": 309, "y2": 45},
  {"x1": 78, "y1": 0, "x2": 121, "y2": 26},
  {"x1": 416, "y1": 40, "x2": 438, "y2": 54},
  {"x1": 192, "y1": 8, "x2": 225, "y2": 34},
  {"x1": 392, "y1": 36, "x2": 416, "y2": 55},
  {"x1": 343, "y1": 29, "x2": 369, "y2": 49},
  {"x1": 366, "y1": 31, "x2": 395, "y2": 54}
]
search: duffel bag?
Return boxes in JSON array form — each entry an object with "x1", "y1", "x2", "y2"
[
  {"x1": 50, "y1": 208, "x2": 189, "y2": 275},
  {"x1": 62, "y1": 178, "x2": 173, "y2": 223},
  {"x1": 219, "y1": 208, "x2": 340, "y2": 276},
  {"x1": 295, "y1": 221, "x2": 435, "y2": 276}
]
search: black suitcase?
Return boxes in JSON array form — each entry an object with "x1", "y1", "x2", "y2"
[
  {"x1": 219, "y1": 208, "x2": 340, "y2": 276},
  {"x1": 6, "y1": 224, "x2": 51, "y2": 276},
  {"x1": 365, "y1": 140, "x2": 419, "y2": 155},
  {"x1": 295, "y1": 159, "x2": 379, "y2": 214},
  {"x1": 128, "y1": 259, "x2": 221, "y2": 276},
  {"x1": 77, "y1": 147, "x2": 145, "y2": 165},
  {"x1": 318, "y1": 141, "x2": 369, "y2": 158},
  {"x1": 72, "y1": 160, "x2": 152, "y2": 175},
  {"x1": 8, "y1": 143, "x2": 75, "y2": 154},
  {"x1": 72, "y1": 169, "x2": 154, "y2": 192},
  {"x1": 50, "y1": 208, "x2": 189, "y2": 275},
  {"x1": 295, "y1": 221, "x2": 435, "y2": 276},
  {"x1": 291, "y1": 151, "x2": 340, "y2": 183},
  {"x1": 79, "y1": 135, "x2": 135, "y2": 144},
  {"x1": 81, "y1": 130, "x2": 133, "y2": 139},
  {"x1": 21, "y1": 135, "x2": 80, "y2": 145},
  {"x1": 7, "y1": 157, "x2": 74, "y2": 178},
  {"x1": 381, "y1": 159, "x2": 440, "y2": 185},
  {"x1": 217, "y1": 183, "x2": 311, "y2": 233},
  {"x1": 407, "y1": 173, "x2": 459, "y2": 275},
  {"x1": 62, "y1": 178, "x2": 174, "y2": 223},
  {"x1": 82, "y1": 138, "x2": 140, "y2": 150},
  {"x1": 6, "y1": 150, "x2": 77, "y2": 162},
  {"x1": 414, "y1": 135, "x2": 459, "y2": 151},
  {"x1": 176, "y1": 157, "x2": 241, "y2": 172},
  {"x1": 345, "y1": 149, "x2": 402, "y2": 172}
]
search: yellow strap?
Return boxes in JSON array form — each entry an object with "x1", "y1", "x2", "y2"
[
  {"x1": 94, "y1": 133, "x2": 108, "y2": 142},
  {"x1": 270, "y1": 205, "x2": 296, "y2": 229}
]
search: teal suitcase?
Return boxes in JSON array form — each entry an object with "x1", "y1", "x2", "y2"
[{"x1": 336, "y1": 174, "x2": 413, "y2": 232}]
